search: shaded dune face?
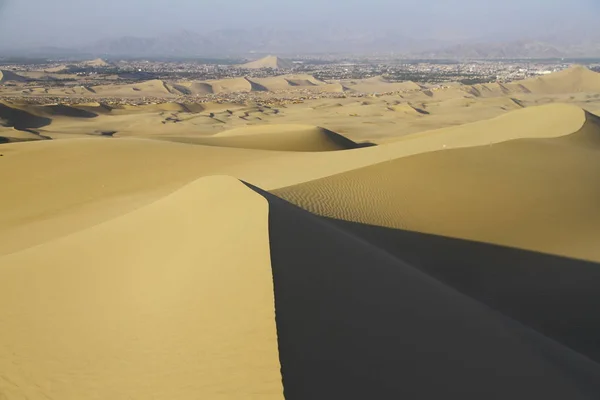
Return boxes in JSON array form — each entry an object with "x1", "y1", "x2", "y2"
[
  {"x1": 248, "y1": 184, "x2": 600, "y2": 400},
  {"x1": 0, "y1": 102, "x2": 52, "y2": 130},
  {"x1": 272, "y1": 110, "x2": 600, "y2": 262}
]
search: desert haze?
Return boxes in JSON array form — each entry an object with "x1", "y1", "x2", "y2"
[{"x1": 2, "y1": 54, "x2": 600, "y2": 400}]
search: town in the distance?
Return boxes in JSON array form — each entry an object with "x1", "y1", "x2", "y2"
[{"x1": 1, "y1": 55, "x2": 599, "y2": 106}]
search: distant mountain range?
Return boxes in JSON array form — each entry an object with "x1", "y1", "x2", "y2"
[
  {"x1": 415, "y1": 40, "x2": 600, "y2": 59},
  {"x1": 2, "y1": 28, "x2": 600, "y2": 60},
  {"x1": 82, "y1": 28, "x2": 444, "y2": 58}
]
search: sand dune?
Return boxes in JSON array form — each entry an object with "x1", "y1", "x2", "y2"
[
  {"x1": 0, "y1": 70, "x2": 29, "y2": 84},
  {"x1": 251, "y1": 184, "x2": 600, "y2": 399},
  {"x1": 273, "y1": 106, "x2": 600, "y2": 261},
  {"x1": 0, "y1": 101, "x2": 52, "y2": 132},
  {"x1": 247, "y1": 74, "x2": 323, "y2": 91},
  {"x1": 43, "y1": 64, "x2": 70, "y2": 73},
  {"x1": 92, "y1": 79, "x2": 176, "y2": 97},
  {"x1": 173, "y1": 75, "x2": 338, "y2": 95},
  {"x1": 83, "y1": 58, "x2": 112, "y2": 67},
  {"x1": 240, "y1": 55, "x2": 293, "y2": 69},
  {"x1": 0, "y1": 176, "x2": 283, "y2": 399},
  {"x1": 172, "y1": 81, "x2": 215, "y2": 95},
  {"x1": 3, "y1": 65, "x2": 600, "y2": 398},
  {"x1": 170, "y1": 124, "x2": 374, "y2": 151},
  {"x1": 0, "y1": 138, "x2": 279, "y2": 254},
  {"x1": 342, "y1": 76, "x2": 422, "y2": 93},
  {"x1": 512, "y1": 65, "x2": 600, "y2": 94}
]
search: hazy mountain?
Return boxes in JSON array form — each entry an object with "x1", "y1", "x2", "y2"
[
  {"x1": 414, "y1": 40, "x2": 600, "y2": 60},
  {"x1": 2, "y1": 27, "x2": 599, "y2": 60},
  {"x1": 82, "y1": 28, "x2": 445, "y2": 57}
]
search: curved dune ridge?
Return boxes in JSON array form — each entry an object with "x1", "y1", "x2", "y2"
[
  {"x1": 170, "y1": 75, "x2": 341, "y2": 95},
  {"x1": 273, "y1": 105, "x2": 600, "y2": 261},
  {"x1": 512, "y1": 65, "x2": 600, "y2": 94},
  {"x1": 171, "y1": 124, "x2": 375, "y2": 151},
  {"x1": 4, "y1": 66, "x2": 600, "y2": 398}
]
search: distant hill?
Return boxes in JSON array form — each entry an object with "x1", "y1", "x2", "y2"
[
  {"x1": 82, "y1": 58, "x2": 112, "y2": 67},
  {"x1": 240, "y1": 56, "x2": 293, "y2": 69}
]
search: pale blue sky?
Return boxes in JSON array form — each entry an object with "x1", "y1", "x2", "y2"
[{"x1": 0, "y1": 0, "x2": 597, "y2": 47}]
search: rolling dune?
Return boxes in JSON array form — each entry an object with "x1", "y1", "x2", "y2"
[
  {"x1": 92, "y1": 79, "x2": 176, "y2": 97},
  {"x1": 3, "y1": 66, "x2": 600, "y2": 399},
  {"x1": 273, "y1": 106, "x2": 600, "y2": 261},
  {"x1": 170, "y1": 124, "x2": 375, "y2": 151},
  {"x1": 512, "y1": 65, "x2": 600, "y2": 94},
  {"x1": 342, "y1": 76, "x2": 423, "y2": 93}
]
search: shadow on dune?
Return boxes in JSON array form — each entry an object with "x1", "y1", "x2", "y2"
[
  {"x1": 322, "y1": 128, "x2": 376, "y2": 149},
  {"x1": 245, "y1": 78, "x2": 269, "y2": 92},
  {"x1": 46, "y1": 104, "x2": 98, "y2": 118},
  {"x1": 325, "y1": 217, "x2": 600, "y2": 365},
  {"x1": 0, "y1": 103, "x2": 52, "y2": 131},
  {"x1": 245, "y1": 182, "x2": 600, "y2": 400}
]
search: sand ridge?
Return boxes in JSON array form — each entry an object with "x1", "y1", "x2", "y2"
[
  {"x1": 3, "y1": 65, "x2": 600, "y2": 398},
  {"x1": 172, "y1": 124, "x2": 374, "y2": 151},
  {"x1": 273, "y1": 108, "x2": 600, "y2": 261}
]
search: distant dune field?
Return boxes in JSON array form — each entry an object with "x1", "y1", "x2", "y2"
[{"x1": 2, "y1": 66, "x2": 600, "y2": 399}]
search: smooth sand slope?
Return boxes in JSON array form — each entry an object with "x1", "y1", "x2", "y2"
[
  {"x1": 0, "y1": 176, "x2": 283, "y2": 400},
  {"x1": 273, "y1": 105, "x2": 600, "y2": 261},
  {"x1": 342, "y1": 76, "x2": 423, "y2": 93},
  {"x1": 0, "y1": 138, "x2": 282, "y2": 255},
  {"x1": 511, "y1": 65, "x2": 600, "y2": 94},
  {"x1": 170, "y1": 124, "x2": 374, "y2": 151}
]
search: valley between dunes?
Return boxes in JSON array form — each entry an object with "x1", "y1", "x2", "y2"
[{"x1": 2, "y1": 66, "x2": 600, "y2": 399}]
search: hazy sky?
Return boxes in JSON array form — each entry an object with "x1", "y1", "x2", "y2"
[{"x1": 0, "y1": 0, "x2": 598, "y2": 48}]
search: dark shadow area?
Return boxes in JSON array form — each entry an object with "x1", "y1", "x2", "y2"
[
  {"x1": 322, "y1": 128, "x2": 377, "y2": 149},
  {"x1": 325, "y1": 218, "x2": 600, "y2": 365},
  {"x1": 245, "y1": 182, "x2": 600, "y2": 400},
  {"x1": 20, "y1": 128, "x2": 52, "y2": 140},
  {"x1": 0, "y1": 103, "x2": 52, "y2": 131},
  {"x1": 46, "y1": 105, "x2": 97, "y2": 118},
  {"x1": 245, "y1": 78, "x2": 269, "y2": 92}
]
